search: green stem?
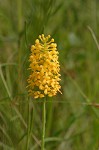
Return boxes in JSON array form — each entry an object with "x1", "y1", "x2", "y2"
[
  {"x1": 17, "y1": 0, "x2": 22, "y2": 33},
  {"x1": 17, "y1": 0, "x2": 22, "y2": 93},
  {"x1": 41, "y1": 99, "x2": 46, "y2": 150},
  {"x1": 26, "y1": 101, "x2": 30, "y2": 150},
  {"x1": 46, "y1": 100, "x2": 53, "y2": 136}
]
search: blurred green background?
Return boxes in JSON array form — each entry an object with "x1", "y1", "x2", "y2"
[{"x1": 0, "y1": 0, "x2": 99, "y2": 149}]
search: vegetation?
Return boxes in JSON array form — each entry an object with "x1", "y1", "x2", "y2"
[{"x1": 0, "y1": 0, "x2": 99, "y2": 149}]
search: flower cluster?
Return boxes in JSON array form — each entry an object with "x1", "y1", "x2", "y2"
[{"x1": 27, "y1": 34, "x2": 61, "y2": 99}]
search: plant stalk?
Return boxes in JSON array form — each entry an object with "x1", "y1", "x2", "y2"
[
  {"x1": 26, "y1": 101, "x2": 30, "y2": 150},
  {"x1": 41, "y1": 99, "x2": 46, "y2": 150}
]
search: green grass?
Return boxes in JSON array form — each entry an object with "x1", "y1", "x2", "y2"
[{"x1": 0, "y1": 0, "x2": 99, "y2": 149}]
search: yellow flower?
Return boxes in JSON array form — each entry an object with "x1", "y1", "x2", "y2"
[{"x1": 27, "y1": 34, "x2": 61, "y2": 99}]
